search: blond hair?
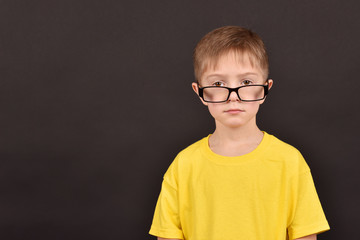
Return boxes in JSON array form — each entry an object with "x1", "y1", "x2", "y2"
[{"x1": 193, "y1": 26, "x2": 269, "y2": 82}]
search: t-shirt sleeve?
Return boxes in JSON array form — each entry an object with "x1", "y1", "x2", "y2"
[
  {"x1": 149, "y1": 160, "x2": 184, "y2": 239},
  {"x1": 287, "y1": 169, "x2": 330, "y2": 240}
]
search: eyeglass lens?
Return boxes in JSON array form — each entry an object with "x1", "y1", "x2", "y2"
[{"x1": 203, "y1": 86, "x2": 265, "y2": 102}]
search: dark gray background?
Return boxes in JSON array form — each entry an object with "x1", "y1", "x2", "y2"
[{"x1": 1, "y1": 0, "x2": 359, "y2": 239}]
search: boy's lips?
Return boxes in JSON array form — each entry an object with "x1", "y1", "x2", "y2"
[{"x1": 224, "y1": 109, "x2": 244, "y2": 114}]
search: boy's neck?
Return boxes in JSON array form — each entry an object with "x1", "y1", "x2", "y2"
[{"x1": 209, "y1": 123, "x2": 264, "y2": 157}]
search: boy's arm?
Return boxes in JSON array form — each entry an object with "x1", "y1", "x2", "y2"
[{"x1": 295, "y1": 234, "x2": 316, "y2": 240}]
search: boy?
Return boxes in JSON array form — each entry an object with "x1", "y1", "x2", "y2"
[{"x1": 149, "y1": 26, "x2": 329, "y2": 240}]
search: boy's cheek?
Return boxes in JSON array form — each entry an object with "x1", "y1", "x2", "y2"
[{"x1": 207, "y1": 103, "x2": 225, "y2": 114}]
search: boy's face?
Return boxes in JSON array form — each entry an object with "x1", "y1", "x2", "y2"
[{"x1": 192, "y1": 51, "x2": 273, "y2": 129}]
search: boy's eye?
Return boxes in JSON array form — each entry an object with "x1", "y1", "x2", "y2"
[
  {"x1": 213, "y1": 81, "x2": 224, "y2": 87},
  {"x1": 241, "y1": 79, "x2": 253, "y2": 85}
]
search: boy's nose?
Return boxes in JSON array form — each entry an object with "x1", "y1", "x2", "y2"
[{"x1": 228, "y1": 91, "x2": 240, "y2": 102}]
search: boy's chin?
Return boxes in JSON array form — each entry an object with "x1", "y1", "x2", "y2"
[{"x1": 217, "y1": 119, "x2": 253, "y2": 129}]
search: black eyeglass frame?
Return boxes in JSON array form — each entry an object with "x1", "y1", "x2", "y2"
[{"x1": 197, "y1": 81, "x2": 270, "y2": 103}]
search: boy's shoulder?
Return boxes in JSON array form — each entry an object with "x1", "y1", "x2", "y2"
[
  {"x1": 175, "y1": 136, "x2": 208, "y2": 160},
  {"x1": 266, "y1": 133, "x2": 301, "y2": 155},
  {"x1": 265, "y1": 133, "x2": 301, "y2": 157},
  {"x1": 263, "y1": 132, "x2": 310, "y2": 174},
  {"x1": 163, "y1": 136, "x2": 207, "y2": 180}
]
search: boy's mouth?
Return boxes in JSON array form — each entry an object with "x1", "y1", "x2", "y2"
[{"x1": 224, "y1": 109, "x2": 244, "y2": 114}]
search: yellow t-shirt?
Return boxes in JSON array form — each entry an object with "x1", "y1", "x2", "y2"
[{"x1": 149, "y1": 132, "x2": 329, "y2": 240}]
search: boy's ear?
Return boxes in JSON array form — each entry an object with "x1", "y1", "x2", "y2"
[
  {"x1": 267, "y1": 79, "x2": 274, "y2": 90},
  {"x1": 192, "y1": 82, "x2": 208, "y2": 106}
]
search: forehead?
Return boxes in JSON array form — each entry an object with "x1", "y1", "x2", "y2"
[{"x1": 200, "y1": 51, "x2": 265, "y2": 80}]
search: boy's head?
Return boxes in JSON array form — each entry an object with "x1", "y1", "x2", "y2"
[
  {"x1": 193, "y1": 26, "x2": 269, "y2": 83},
  {"x1": 192, "y1": 26, "x2": 273, "y2": 129}
]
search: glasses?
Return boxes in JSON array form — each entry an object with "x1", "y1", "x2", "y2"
[{"x1": 198, "y1": 82, "x2": 269, "y2": 103}]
